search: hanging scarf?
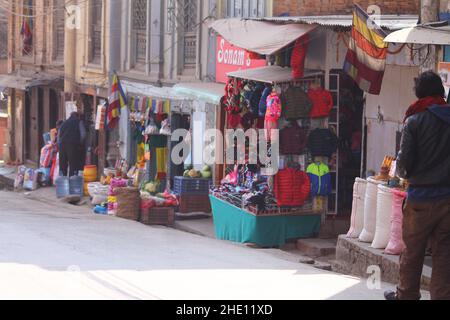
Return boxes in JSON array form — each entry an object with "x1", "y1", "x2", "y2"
[{"x1": 404, "y1": 96, "x2": 447, "y2": 122}]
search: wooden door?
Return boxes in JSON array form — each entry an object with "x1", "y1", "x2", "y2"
[{"x1": 25, "y1": 87, "x2": 43, "y2": 165}]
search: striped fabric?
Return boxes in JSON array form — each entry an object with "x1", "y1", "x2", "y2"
[
  {"x1": 344, "y1": 4, "x2": 388, "y2": 95},
  {"x1": 107, "y1": 74, "x2": 127, "y2": 129}
]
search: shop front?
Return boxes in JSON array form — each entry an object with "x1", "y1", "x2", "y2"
[{"x1": 204, "y1": 15, "x2": 419, "y2": 246}]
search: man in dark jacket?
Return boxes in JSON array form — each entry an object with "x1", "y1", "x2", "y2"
[
  {"x1": 58, "y1": 112, "x2": 86, "y2": 177},
  {"x1": 385, "y1": 71, "x2": 450, "y2": 300}
]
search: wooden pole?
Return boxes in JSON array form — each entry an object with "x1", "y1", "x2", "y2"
[{"x1": 420, "y1": 0, "x2": 440, "y2": 72}]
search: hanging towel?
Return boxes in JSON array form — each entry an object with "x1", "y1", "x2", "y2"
[
  {"x1": 137, "y1": 142, "x2": 145, "y2": 164},
  {"x1": 163, "y1": 100, "x2": 170, "y2": 114},
  {"x1": 156, "y1": 147, "x2": 168, "y2": 180}
]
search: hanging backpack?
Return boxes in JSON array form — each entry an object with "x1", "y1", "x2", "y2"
[{"x1": 307, "y1": 162, "x2": 332, "y2": 197}]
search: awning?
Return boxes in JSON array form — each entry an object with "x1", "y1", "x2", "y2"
[
  {"x1": 251, "y1": 15, "x2": 418, "y2": 31},
  {"x1": 227, "y1": 66, "x2": 323, "y2": 84},
  {"x1": 384, "y1": 25, "x2": 450, "y2": 45},
  {"x1": 210, "y1": 19, "x2": 317, "y2": 55},
  {"x1": 121, "y1": 80, "x2": 190, "y2": 101},
  {"x1": 172, "y1": 82, "x2": 224, "y2": 105},
  {"x1": 0, "y1": 73, "x2": 63, "y2": 90}
]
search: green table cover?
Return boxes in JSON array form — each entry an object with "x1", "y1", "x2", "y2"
[{"x1": 210, "y1": 195, "x2": 321, "y2": 247}]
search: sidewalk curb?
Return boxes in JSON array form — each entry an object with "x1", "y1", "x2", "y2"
[{"x1": 173, "y1": 221, "x2": 214, "y2": 238}]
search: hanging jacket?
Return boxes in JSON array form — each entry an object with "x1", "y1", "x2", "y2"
[
  {"x1": 307, "y1": 128, "x2": 338, "y2": 158},
  {"x1": 259, "y1": 86, "x2": 272, "y2": 117},
  {"x1": 265, "y1": 92, "x2": 282, "y2": 122},
  {"x1": 274, "y1": 168, "x2": 311, "y2": 207},
  {"x1": 249, "y1": 84, "x2": 264, "y2": 117},
  {"x1": 280, "y1": 123, "x2": 308, "y2": 155},
  {"x1": 308, "y1": 87, "x2": 334, "y2": 118},
  {"x1": 282, "y1": 87, "x2": 313, "y2": 119},
  {"x1": 307, "y1": 162, "x2": 332, "y2": 197},
  {"x1": 291, "y1": 34, "x2": 309, "y2": 79}
]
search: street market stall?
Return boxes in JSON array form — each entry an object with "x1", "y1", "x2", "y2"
[{"x1": 208, "y1": 61, "x2": 339, "y2": 246}]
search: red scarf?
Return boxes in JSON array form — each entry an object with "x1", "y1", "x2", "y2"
[{"x1": 404, "y1": 96, "x2": 447, "y2": 122}]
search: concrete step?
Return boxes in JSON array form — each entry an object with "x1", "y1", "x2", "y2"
[
  {"x1": 334, "y1": 235, "x2": 431, "y2": 290},
  {"x1": 296, "y1": 238, "x2": 337, "y2": 258}
]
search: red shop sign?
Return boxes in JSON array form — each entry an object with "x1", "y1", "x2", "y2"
[{"x1": 216, "y1": 36, "x2": 266, "y2": 84}]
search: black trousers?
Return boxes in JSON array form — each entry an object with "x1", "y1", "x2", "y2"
[{"x1": 60, "y1": 143, "x2": 83, "y2": 177}]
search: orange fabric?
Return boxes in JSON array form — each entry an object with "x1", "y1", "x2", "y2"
[{"x1": 351, "y1": 28, "x2": 388, "y2": 60}]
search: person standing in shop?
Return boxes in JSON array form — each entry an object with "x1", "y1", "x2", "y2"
[
  {"x1": 384, "y1": 71, "x2": 450, "y2": 300},
  {"x1": 57, "y1": 112, "x2": 86, "y2": 177}
]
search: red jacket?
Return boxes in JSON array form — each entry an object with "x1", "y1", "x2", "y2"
[
  {"x1": 274, "y1": 168, "x2": 311, "y2": 207},
  {"x1": 308, "y1": 88, "x2": 333, "y2": 118}
]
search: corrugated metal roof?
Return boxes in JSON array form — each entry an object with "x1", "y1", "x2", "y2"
[
  {"x1": 227, "y1": 66, "x2": 323, "y2": 84},
  {"x1": 250, "y1": 15, "x2": 418, "y2": 30},
  {"x1": 385, "y1": 25, "x2": 450, "y2": 45}
]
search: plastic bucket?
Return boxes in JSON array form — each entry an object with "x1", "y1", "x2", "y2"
[{"x1": 83, "y1": 165, "x2": 98, "y2": 182}]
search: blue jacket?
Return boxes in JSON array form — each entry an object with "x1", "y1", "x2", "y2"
[{"x1": 307, "y1": 162, "x2": 332, "y2": 197}]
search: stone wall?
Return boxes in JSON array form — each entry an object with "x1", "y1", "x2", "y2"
[{"x1": 333, "y1": 235, "x2": 431, "y2": 290}]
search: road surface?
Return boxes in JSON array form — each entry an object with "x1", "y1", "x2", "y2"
[{"x1": 0, "y1": 190, "x2": 429, "y2": 300}]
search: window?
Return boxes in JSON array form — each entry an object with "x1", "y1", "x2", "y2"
[
  {"x1": 88, "y1": 0, "x2": 103, "y2": 65},
  {"x1": 0, "y1": 11, "x2": 7, "y2": 59},
  {"x1": 227, "y1": 0, "x2": 266, "y2": 18},
  {"x1": 21, "y1": 0, "x2": 34, "y2": 56},
  {"x1": 53, "y1": 3, "x2": 65, "y2": 61},
  {"x1": 180, "y1": 0, "x2": 198, "y2": 69},
  {"x1": 131, "y1": 0, "x2": 148, "y2": 70}
]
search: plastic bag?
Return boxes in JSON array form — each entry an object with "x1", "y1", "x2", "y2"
[
  {"x1": 40, "y1": 143, "x2": 54, "y2": 168},
  {"x1": 160, "y1": 119, "x2": 171, "y2": 135},
  {"x1": 14, "y1": 166, "x2": 27, "y2": 190},
  {"x1": 144, "y1": 118, "x2": 159, "y2": 135},
  {"x1": 52, "y1": 153, "x2": 60, "y2": 186},
  {"x1": 23, "y1": 168, "x2": 38, "y2": 191}
]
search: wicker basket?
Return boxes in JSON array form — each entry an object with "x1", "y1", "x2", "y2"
[
  {"x1": 140, "y1": 206, "x2": 175, "y2": 226},
  {"x1": 115, "y1": 187, "x2": 140, "y2": 221},
  {"x1": 178, "y1": 194, "x2": 212, "y2": 213}
]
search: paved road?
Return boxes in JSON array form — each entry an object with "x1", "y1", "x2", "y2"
[{"x1": 0, "y1": 190, "x2": 429, "y2": 300}]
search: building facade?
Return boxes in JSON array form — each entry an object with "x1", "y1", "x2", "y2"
[{"x1": 4, "y1": 0, "x2": 65, "y2": 165}]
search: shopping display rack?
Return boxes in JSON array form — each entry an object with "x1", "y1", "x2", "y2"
[{"x1": 210, "y1": 189, "x2": 322, "y2": 217}]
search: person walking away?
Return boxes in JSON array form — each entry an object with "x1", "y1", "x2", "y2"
[
  {"x1": 384, "y1": 71, "x2": 450, "y2": 300},
  {"x1": 57, "y1": 112, "x2": 86, "y2": 177}
]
